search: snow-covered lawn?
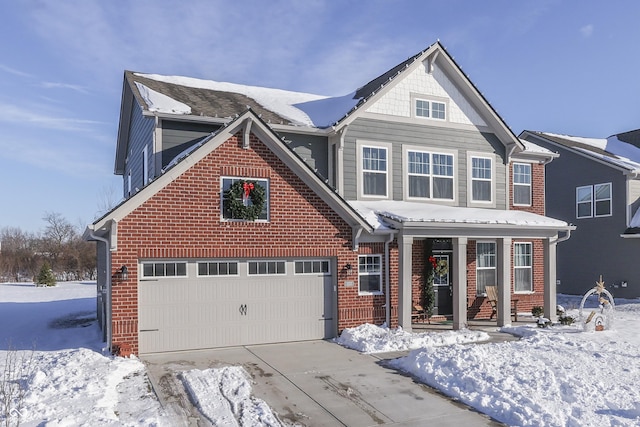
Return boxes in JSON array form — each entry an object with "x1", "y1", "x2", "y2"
[
  {"x1": 3, "y1": 281, "x2": 640, "y2": 426},
  {"x1": 338, "y1": 295, "x2": 640, "y2": 427}
]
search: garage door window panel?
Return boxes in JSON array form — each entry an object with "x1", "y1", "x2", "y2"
[
  {"x1": 197, "y1": 261, "x2": 239, "y2": 277},
  {"x1": 248, "y1": 261, "x2": 286, "y2": 275},
  {"x1": 142, "y1": 262, "x2": 187, "y2": 278},
  {"x1": 295, "y1": 260, "x2": 330, "y2": 275}
]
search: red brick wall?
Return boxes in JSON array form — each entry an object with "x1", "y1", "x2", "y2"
[
  {"x1": 110, "y1": 131, "x2": 370, "y2": 354},
  {"x1": 509, "y1": 162, "x2": 545, "y2": 215}
]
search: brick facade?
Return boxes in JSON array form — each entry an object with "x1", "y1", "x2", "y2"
[{"x1": 109, "y1": 131, "x2": 388, "y2": 354}]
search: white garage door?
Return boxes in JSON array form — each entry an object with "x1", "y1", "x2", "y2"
[{"x1": 138, "y1": 258, "x2": 335, "y2": 354}]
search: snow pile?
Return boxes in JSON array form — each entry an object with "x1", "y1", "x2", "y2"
[
  {"x1": 181, "y1": 366, "x2": 283, "y2": 426},
  {"x1": 336, "y1": 323, "x2": 489, "y2": 353},
  {"x1": 0, "y1": 282, "x2": 168, "y2": 426}
]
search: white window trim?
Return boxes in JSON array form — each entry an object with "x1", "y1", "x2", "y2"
[
  {"x1": 220, "y1": 176, "x2": 270, "y2": 222},
  {"x1": 576, "y1": 183, "x2": 612, "y2": 219},
  {"x1": 247, "y1": 260, "x2": 287, "y2": 276},
  {"x1": 467, "y1": 152, "x2": 496, "y2": 207},
  {"x1": 142, "y1": 145, "x2": 149, "y2": 186},
  {"x1": 140, "y1": 261, "x2": 188, "y2": 279},
  {"x1": 356, "y1": 141, "x2": 392, "y2": 200},
  {"x1": 294, "y1": 259, "x2": 331, "y2": 275},
  {"x1": 476, "y1": 241, "x2": 496, "y2": 296},
  {"x1": 411, "y1": 94, "x2": 448, "y2": 122},
  {"x1": 512, "y1": 162, "x2": 532, "y2": 207},
  {"x1": 513, "y1": 242, "x2": 533, "y2": 294},
  {"x1": 402, "y1": 145, "x2": 457, "y2": 204},
  {"x1": 358, "y1": 254, "x2": 383, "y2": 295},
  {"x1": 196, "y1": 260, "x2": 240, "y2": 277}
]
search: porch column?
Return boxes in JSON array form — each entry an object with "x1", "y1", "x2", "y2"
[
  {"x1": 544, "y1": 236, "x2": 558, "y2": 322},
  {"x1": 452, "y1": 237, "x2": 468, "y2": 330},
  {"x1": 398, "y1": 234, "x2": 414, "y2": 331},
  {"x1": 497, "y1": 237, "x2": 512, "y2": 326}
]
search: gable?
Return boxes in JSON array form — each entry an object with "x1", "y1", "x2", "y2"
[{"x1": 364, "y1": 60, "x2": 487, "y2": 127}]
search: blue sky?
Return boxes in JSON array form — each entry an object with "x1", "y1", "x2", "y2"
[{"x1": 2, "y1": 0, "x2": 639, "y2": 232}]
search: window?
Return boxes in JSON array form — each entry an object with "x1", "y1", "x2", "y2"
[
  {"x1": 142, "y1": 262, "x2": 187, "y2": 278},
  {"x1": 248, "y1": 260, "x2": 285, "y2": 275},
  {"x1": 514, "y1": 243, "x2": 532, "y2": 292},
  {"x1": 476, "y1": 242, "x2": 496, "y2": 295},
  {"x1": 142, "y1": 145, "x2": 149, "y2": 186},
  {"x1": 407, "y1": 150, "x2": 454, "y2": 200},
  {"x1": 513, "y1": 163, "x2": 531, "y2": 206},
  {"x1": 197, "y1": 261, "x2": 238, "y2": 276},
  {"x1": 362, "y1": 146, "x2": 388, "y2": 197},
  {"x1": 358, "y1": 255, "x2": 382, "y2": 294},
  {"x1": 295, "y1": 260, "x2": 330, "y2": 275},
  {"x1": 415, "y1": 99, "x2": 446, "y2": 120},
  {"x1": 471, "y1": 156, "x2": 492, "y2": 202},
  {"x1": 221, "y1": 177, "x2": 269, "y2": 220},
  {"x1": 576, "y1": 183, "x2": 611, "y2": 218}
]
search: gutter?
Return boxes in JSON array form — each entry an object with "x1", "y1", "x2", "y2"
[{"x1": 85, "y1": 226, "x2": 113, "y2": 354}]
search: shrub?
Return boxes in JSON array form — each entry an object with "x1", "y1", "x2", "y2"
[
  {"x1": 559, "y1": 315, "x2": 575, "y2": 326},
  {"x1": 531, "y1": 306, "x2": 544, "y2": 318}
]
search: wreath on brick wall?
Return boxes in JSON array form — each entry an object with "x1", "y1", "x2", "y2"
[{"x1": 224, "y1": 180, "x2": 266, "y2": 221}]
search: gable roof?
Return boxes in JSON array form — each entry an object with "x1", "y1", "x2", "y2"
[
  {"x1": 90, "y1": 109, "x2": 373, "y2": 243},
  {"x1": 520, "y1": 130, "x2": 640, "y2": 174},
  {"x1": 118, "y1": 41, "x2": 524, "y2": 151}
]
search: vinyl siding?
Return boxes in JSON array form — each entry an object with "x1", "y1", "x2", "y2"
[
  {"x1": 278, "y1": 132, "x2": 330, "y2": 180},
  {"x1": 123, "y1": 104, "x2": 155, "y2": 198},
  {"x1": 342, "y1": 117, "x2": 506, "y2": 208},
  {"x1": 161, "y1": 120, "x2": 221, "y2": 170}
]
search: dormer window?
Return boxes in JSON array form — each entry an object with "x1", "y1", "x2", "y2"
[{"x1": 415, "y1": 98, "x2": 446, "y2": 120}]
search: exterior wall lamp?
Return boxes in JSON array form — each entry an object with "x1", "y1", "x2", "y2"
[
  {"x1": 112, "y1": 265, "x2": 129, "y2": 283},
  {"x1": 345, "y1": 263, "x2": 352, "y2": 275}
]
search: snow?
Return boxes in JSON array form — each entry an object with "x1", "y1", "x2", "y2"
[
  {"x1": 543, "y1": 132, "x2": 608, "y2": 150},
  {"x1": 350, "y1": 199, "x2": 569, "y2": 231},
  {"x1": 4, "y1": 281, "x2": 640, "y2": 426},
  {"x1": 518, "y1": 138, "x2": 555, "y2": 155},
  {"x1": 134, "y1": 82, "x2": 191, "y2": 115},
  {"x1": 338, "y1": 294, "x2": 640, "y2": 427}
]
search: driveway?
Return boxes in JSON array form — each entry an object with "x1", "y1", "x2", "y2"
[{"x1": 143, "y1": 340, "x2": 502, "y2": 426}]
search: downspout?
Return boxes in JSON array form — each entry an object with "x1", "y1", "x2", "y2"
[
  {"x1": 384, "y1": 231, "x2": 396, "y2": 326},
  {"x1": 86, "y1": 228, "x2": 112, "y2": 354},
  {"x1": 556, "y1": 228, "x2": 572, "y2": 244}
]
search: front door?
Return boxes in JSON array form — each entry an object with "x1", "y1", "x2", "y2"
[{"x1": 433, "y1": 253, "x2": 453, "y2": 316}]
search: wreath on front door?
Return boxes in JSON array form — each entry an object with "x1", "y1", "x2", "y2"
[{"x1": 224, "y1": 180, "x2": 266, "y2": 221}]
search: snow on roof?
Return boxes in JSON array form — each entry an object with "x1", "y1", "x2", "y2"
[
  {"x1": 136, "y1": 73, "x2": 348, "y2": 127},
  {"x1": 350, "y1": 200, "x2": 569, "y2": 230},
  {"x1": 134, "y1": 81, "x2": 191, "y2": 115},
  {"x1": 542, "y1": 132, "x2": 607, "y2": 150},
  {"x1": 518, "y1": 138, "x2": 555, "y2": 155}
]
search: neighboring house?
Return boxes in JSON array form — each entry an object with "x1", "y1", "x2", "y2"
[
  {"x1": 520, "y1": 129, "x2": 640, "y2": 297},
  {"x1": 85, "y1": 41, "x2": 573, "y2": 355}
]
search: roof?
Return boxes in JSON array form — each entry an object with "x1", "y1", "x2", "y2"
[
  {"x1": 350, "y1": 200, "x2": 573, "y2": 237},
  {"x1": 521, "y1": 131, "x2": 640, "y2": 173}
]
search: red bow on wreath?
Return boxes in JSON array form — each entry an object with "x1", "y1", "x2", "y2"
[
  {"x1": 428, "y1": 256, "x2": 437, "y2": 269},
  {"x1": 243, "y1": 182, "x2": 254, "y2": 198}
]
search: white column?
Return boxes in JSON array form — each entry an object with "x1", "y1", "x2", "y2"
[
  {"x1": 452, "y1": 237, "x2": 468, "y2": 330},
  {"x1": 544, "y1": 237, "x2": 558, "y2": 322},
  {"x1": 497, "y1": 238, "x2": 512, "y2": 326},
  {"x1": 398, "y1": 234, "x2": 414, "y2": 331}
]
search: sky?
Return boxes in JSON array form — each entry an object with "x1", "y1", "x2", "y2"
[{"x1": 1, "y1": 0, "x2": 639, "y2": 233}]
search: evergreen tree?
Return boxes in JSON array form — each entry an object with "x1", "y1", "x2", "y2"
[
  {"x1": 421, "y1": 240, "x2": 436, "y2": 318},
  {"x1": 35, "y1": 261, "x2": 56, "y2": 287}
]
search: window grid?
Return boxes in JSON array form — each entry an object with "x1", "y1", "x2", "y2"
[
  {"x1": 471, "y1": 157, "x2": 492, "y2": 202},
  {"x1": 294, "y1": 260, "x2": 330, "y2": 275},
  {"x1": 513, "y1": 163, "x2": 532, "y2": 206},
  {"x1": 142, "y1": 262, "x2": 187, "y2": 278},
  {"x1": 248, "y1": 260, "x2": 286, "y2": 276},
  {"x1": 514, "y1": 243, "x2": 533, "y2": 292},
  {"x1": 476, "y1": 242, "x2": 496, "y2": 295},
  {"x1": 415, "y1": 99, "x2": 446, "y2": 120},
  {"x1": 358, "y1": 255, "x2": 382, "y2": 294},
  {"x1": 576, "y1": 183, "x2": 611, "y2": 218},
  {"x1": 362, "y1": 146, "x2": 388, "y2": 197},
  {"x1": 407, "y1": 150, "x2": 454, "y2": 200},
  {"x1": 197, "y1": 261, "x2": 239, "y2": 277}
]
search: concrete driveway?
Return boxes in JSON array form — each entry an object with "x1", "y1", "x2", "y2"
[{"x1": 143, "y1": 340, "x2": 502, "y2": 426}]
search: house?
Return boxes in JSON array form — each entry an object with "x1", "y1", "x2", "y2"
[
  {"x1": 520, "y1": 129, "x2": 640, "y2": 297},
  {"x1": 85, "y1": 41, "x2": 573, "y2": 355}
]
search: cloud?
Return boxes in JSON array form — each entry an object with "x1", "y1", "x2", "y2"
[
  {"x1": 580, "y1": 24, "x2": 594, "y2": 38},
  {"x1": 0, "y1": 64, "x2": 34, "y2": 78},
  {"x1": 0, "y1": 103, "x2": 103, "y2": 132},
  {"x1": 40, "y1": 82, "x2": 90, "y2": 94}
]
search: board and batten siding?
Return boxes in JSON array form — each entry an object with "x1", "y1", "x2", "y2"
[
  {"x1": 342, "y1": 117, "x2": 506, "y2": 208},
  {"x1": 124, "y1": 104, "x2": 155, "y2": 197},
  {"x1": 278, "y1": 132, "x2": 330, "y2": 181}
]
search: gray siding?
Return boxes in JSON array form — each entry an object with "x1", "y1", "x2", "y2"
[
  {"x1": 124, "y1": 105, "x2": 155, "y2": 197},
  {"x1": 531, "y1": 138, "x2": 640, "y2": 297},
  {"x1": 161, "y1": 120, "x2": 221, "y2": 170},
  {"x1": 343, "y1": 117, "x2": 506, "y2": 208},
  {"x1": 279, "y1": 132, "x2": 330, "y2": 180}
]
